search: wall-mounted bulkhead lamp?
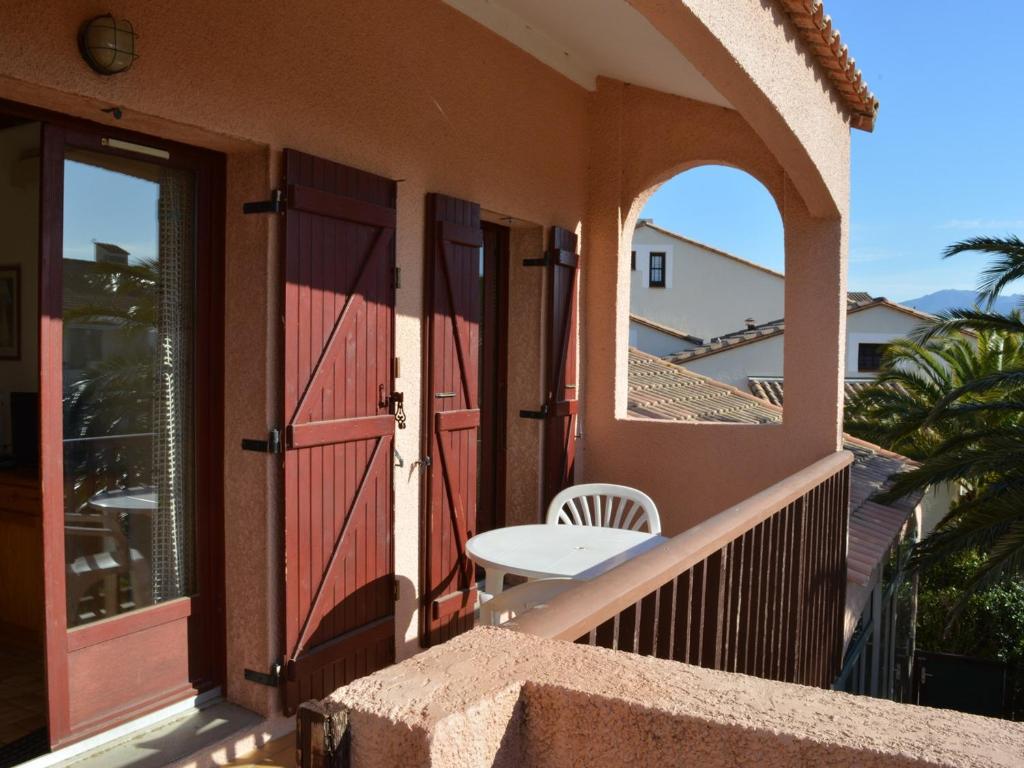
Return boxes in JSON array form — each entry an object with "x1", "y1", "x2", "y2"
[{"x1": 78, "y1": 14, "x2": 137, "y2": 75}]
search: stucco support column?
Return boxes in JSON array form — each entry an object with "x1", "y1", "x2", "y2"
[
  {"x1": 581, "y1": 80, "x2": 627, "y2": 450},
  {"x1": 781, "y1": 177, "x2": 847, "y2": 455}
]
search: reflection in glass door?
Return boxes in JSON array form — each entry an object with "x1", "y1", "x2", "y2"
[{"x1": 61, "y1": 149, "x2": 196, "y2": 627}]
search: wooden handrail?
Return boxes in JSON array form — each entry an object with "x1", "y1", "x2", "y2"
[{"x1": 507, "y1": 450, "x2": 853, "y2": 641}]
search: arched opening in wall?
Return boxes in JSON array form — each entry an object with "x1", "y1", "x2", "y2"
[{"x1": 626, "y1": 165, "x2": 787, "y2": 424}]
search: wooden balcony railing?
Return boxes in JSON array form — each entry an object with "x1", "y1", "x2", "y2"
[{"x1": 507, "y1": 451, "x2": 853, "y2": 688}]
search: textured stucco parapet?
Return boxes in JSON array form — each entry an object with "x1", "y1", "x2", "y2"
[{"x1": 323, "y1": 627, "x2": 1024, "y2": 767}]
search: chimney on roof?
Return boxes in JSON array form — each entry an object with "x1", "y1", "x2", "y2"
[
  {"x1": 94, "y1": 242, "x2": 129, "y2": 265},
  {"x1": 745, "y1": 317, "x2": 756, "y2": 330},
  {"x1": 637, "y1": 218, "x2": 653, "y2": 226}
]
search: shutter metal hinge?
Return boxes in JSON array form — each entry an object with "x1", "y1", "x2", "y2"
[
  {"x1": 242, "y1": 188, "x2": 285, "y2": 215},
  {"x1": 241, "y1": 428, "x2": 282, "y2": 454},
  {"x1": 522, "y1": 254, "x2": 548, "y2": 267},
  {"x1": 244, "y1": 660, "x2": 282, "y2": 687},
  {"x1": 519, "y1": 405, "x2": 549, "y2": 420},
  {"x1": 394, "y1": 267, "x2": 402, "y2": 289},
  {"x1": 393, "y1": 577, "x2": 400, "y2": 603}
]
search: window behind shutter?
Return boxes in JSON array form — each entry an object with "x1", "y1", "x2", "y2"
[{"x1": 649, "y1": 252, "x2": 666, "y2": 287}]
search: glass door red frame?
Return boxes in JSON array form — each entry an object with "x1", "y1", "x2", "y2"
[{"x1": 11, "y1": 99, "x2": 228, "y2": 748}]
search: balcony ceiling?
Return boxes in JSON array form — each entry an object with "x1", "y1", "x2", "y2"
[{"x1": 444, "y1": 0, "x2": 731, "y2": 108}]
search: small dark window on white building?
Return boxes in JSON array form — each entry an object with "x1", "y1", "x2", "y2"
[
  {"x1": 649, "y1": 252, "x2": 666, "y2": 287},
  {"x1": 858, "y1": 343, "x2": 888, "y2": 372},
  {"x1": 631, "y1": 250, "x2": 636, "y2": 271}
]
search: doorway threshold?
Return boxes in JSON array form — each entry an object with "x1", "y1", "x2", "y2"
[{"x1": 17, "y1": 690, "x2": 279, "y2": 768}]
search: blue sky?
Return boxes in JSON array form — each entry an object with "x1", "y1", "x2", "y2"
[
  {"x1": 641, "y1": 1, "x2": 1024, "y2": 302},
  {"x1": 63, "y1": 158, "x2": 158, "y2": 264}
]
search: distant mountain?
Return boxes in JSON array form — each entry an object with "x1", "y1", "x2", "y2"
[{"x1": 901, "y1": 289, "x2": 1024, "y2": 315}]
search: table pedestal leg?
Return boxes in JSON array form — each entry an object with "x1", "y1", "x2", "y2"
[{"x1": 484, "y1": 569, "x2": 507, "y2": 599}]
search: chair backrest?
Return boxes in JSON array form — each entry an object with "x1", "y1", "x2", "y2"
[
  {"x1": 545, "y1": 483, "x2": 661, "y2": 535},
  {"x1": 479, "y1": 578, "x2": 579, "y2": 627}
]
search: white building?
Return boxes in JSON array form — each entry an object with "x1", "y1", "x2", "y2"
[
  {"x1": 668, "y1": 296, "x2": 935, "y2": 391},
  {"x1": 629, "y1": 220, "x2": 936, "y2": 394},
  {"x1": 629, "y1": 219, "x2": 784, "y2": 344}
]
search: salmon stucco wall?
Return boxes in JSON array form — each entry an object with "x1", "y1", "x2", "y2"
[
  {"x1": 579, "y1": 79, "x2": 848, "y2": 535},
  {"x1": 0, "y1": 0, "x2": 857, "y2": 722},
  {"x1": 0, "y1": 0, "x2": 588, "y2": 715}
]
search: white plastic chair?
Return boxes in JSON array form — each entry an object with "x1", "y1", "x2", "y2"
[
  {"x1": 479, "y1": 577, "x2": 579, "y2": 626},
  {"x1": 546, "y1": 483, "x2": 661, "y2": 535}
]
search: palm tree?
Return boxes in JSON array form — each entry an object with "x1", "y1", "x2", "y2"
[
  {"x1": 845, "y1": 328, "x2": 1024, "y2": 461},
  {"x1": 63, "y1": 257, "x2": 159, "y2": 501},
  {"x1": 849, "y1": 236, "x2": 1024, "y2": 600}
]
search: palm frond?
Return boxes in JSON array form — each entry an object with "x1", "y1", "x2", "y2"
[{"x1": 943, "y1": 235, "x2": 1024, "y2": 305}]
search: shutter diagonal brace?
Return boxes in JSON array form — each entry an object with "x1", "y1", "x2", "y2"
[
  {"x1": 438, "y1": 235, "x2": 476, "y2": 411},
  {"x1": 288, "y1": 435, "x2": 388, "y2": 665},
  {"x1": 551, "y1": 259, "x2": 577, "y2": 399},
  {"x1": 435, "y1": 426, "x2": 472, "y2": 588},
  {"x1": 290, "y1": 226, "x2": 392, "y2": 427}
]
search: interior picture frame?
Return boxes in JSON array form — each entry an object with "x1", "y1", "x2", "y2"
[{"x1": 0, "y1": 264, "x2": 21, "y2": 360}]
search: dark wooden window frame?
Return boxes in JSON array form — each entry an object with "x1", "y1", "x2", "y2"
[
  {"x1": 857, "y1": 342, "x2": 888, "y2": 373},
  {"x1": 649, "y1": 251, "x2": 666, "y2": 288},
  {"x1": 479, "y1": 221, "x2": 509, "y2": 532}
]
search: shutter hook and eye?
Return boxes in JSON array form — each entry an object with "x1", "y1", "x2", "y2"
[{"x1": 379, "y1": 384, "x2": 407, "y2": 430}]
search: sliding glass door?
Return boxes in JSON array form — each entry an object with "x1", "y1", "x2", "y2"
[{"x1": 37, "y1": 119, "x2": 223, "y2": 748}]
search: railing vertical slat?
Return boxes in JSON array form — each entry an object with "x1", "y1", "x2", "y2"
[
  {"x1": 739, "y1": 528, "x2": 755, "y2": 676},
  {"x1": 595, "y1": 617, "x2": 615, "y2": 649},
  {"x1": 691, "y1": 560, "x2": 707, "y2": 665},
  {"x1": 617, "y1": 603, "x2": 638, "y2": 653},
  {"x1": 796, "y1": 492, "x2": 810, "y2": 685},
  {"x1": 808, "y1": 480, "x2": 822, "y2": 686},
  {"x1": 782, "y1": 501, "x2": 799, "y2": 683},
  {"x1": 767, "y1": 511, "x2": 782, "y2": 680},
  {"x1": 672, "y1": 570, "x2": 692, "y2": 664},
  {"x1": 812, "y1": 479, "x2": 828, "y2": 686},
  {"x1": 757, "y1": 519, "x2": 772, "y2": 679},
  {"x1": 747, "y1": 523, "x2": 763, "y2": 677},
  {"x1": 770, "y1": 505, "x2": 786, "y2": 680},
  {"x1": 837, "y1": 467, "x2": 851, "y2": 676},
  {"x1": 656, "y1": 579, "x2": 675, "y2": 660},
  {"x1": 702, "y1": 549, "x2": 724, "y2": 669},
  {"x1": 637, "y1": 591, "x2": 657, "y2": 656},
  {"x1": 726, "y1": 535, "x2": 744, "y2": 672}
]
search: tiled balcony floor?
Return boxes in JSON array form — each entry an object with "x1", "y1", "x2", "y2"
[
  {"x1": 0, "y1": 640, "x2": 47, "y2": 752},
  {"x1": 223, "y1": 733, "x2": 294, "y2": 768}
]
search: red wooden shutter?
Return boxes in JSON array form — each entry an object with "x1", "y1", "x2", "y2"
[
  {"x1": 543, "y1": 226, "x2": 580, "y2": 506},
  {"x1": 422, "y1": 193, "x2": 483, "y2": 646},
  {"x1": 281, "y1": 149, "x2": 396, "y2": 712}
]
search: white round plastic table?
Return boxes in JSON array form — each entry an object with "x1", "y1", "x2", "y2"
[
  {"x1": 88, "y1": 488, "x2": 158, "y2": 512},
  {"x1": 466, "y1": 524, "x2": 668, "y2": 597}
]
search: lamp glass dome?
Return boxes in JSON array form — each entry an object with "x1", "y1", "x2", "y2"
[{"x1": 79, "y1": 15, "x2": 137, "y2": 75}]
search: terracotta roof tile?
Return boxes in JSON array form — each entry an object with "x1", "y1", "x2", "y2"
[
  {"x1": 627, "y1": 348, "x2": 919, "y2": 593},
  {"x1": 778, "y1": 0, "x2": 879, "y2": 131},
  {"x1": 748, "y1": 376, "x2": 881, "y2": 407},
  {"x1": 629, "y1": 314, "x2": 703, "y2": 345}
]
